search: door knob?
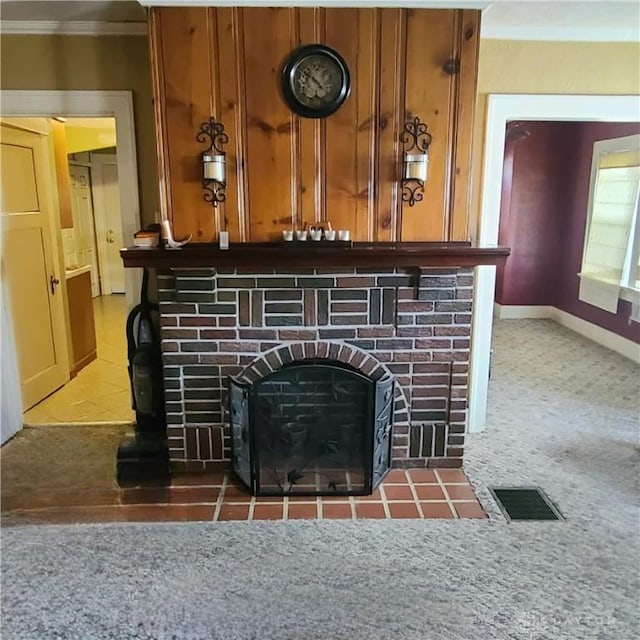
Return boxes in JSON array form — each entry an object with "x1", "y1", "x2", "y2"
[{"x1": 50, "y1": 275, "x2": 60, "y2": 294}]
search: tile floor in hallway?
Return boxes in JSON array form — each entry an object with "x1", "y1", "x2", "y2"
[
  {"x1": 23, "y1": 295, "x2": 134, "y2": 424},
  {"x1": 1, "y1": 467, "x2": 486, "y2": 525}
]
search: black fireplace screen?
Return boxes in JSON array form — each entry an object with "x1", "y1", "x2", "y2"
[{"x1": 229, "y1": 361, "x2": 393, "y2": 496}]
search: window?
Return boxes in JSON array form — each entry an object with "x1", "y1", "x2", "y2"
[{"x1": 579, "y1": 134, "x2": 640, "y2": 313}]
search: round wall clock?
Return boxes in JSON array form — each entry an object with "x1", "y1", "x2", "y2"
[{"x1": 281, "y1": 44, "x2": 351, "y2": 119}]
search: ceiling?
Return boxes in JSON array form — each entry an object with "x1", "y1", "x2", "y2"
[
  {"x1": 482, "y1": 0, "x2": 640, "y2": 41},
  {"x1": 0, "y1": 0, "x2": 638, "y2": 41}
]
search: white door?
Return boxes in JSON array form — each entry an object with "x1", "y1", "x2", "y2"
[
  {"x1": 91, "y1": 154, "x2": 125, "y2": 295},
  {"x1": 69, "y1": 164, "x2": 100, "y2": 297},
  {"x1": 0, "y1": 123, "x2": 69, "y2": 410}
]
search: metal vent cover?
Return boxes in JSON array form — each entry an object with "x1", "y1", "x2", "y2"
[{"x1": 489, "y1": 486, "x2": 564, "y2": 522}]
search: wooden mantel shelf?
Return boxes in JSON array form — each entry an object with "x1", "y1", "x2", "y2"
[{"x1": 120, "y1": 242, "x2": 509, "y2": 270}]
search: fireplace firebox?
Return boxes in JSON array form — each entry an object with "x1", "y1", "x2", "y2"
[{"x1": 229, "y1": 360, "x2": 394, "y2": 496}]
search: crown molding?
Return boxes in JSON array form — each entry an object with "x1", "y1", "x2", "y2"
[{"x1": 0, "y1": 20, "x2": 147, "y2": 36}]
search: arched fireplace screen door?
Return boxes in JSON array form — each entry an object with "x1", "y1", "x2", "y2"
[{"x1": 229, "y1": 361, "x2": 393, "y2": 496}]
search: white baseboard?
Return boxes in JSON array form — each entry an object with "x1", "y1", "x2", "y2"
[
  {"x1": 492, "y1": 304, "x2": 640, "y2": 364},
  {"x1": 493, "y1": 303, "x2": 555, "y2": 319},
  {"x1": 552, "y1": 308, "x2": 640, "y2": 364}
]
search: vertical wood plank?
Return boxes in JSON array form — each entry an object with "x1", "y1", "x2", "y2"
[
  {"x1": 444, "y1": 11, "x2": 461, "y2": 241},
  {"x1": 290, "y1": 9, "x2": 301, "y2": 230},
  {"x1": 298, "y1": 7, "x2": 323, "y2": 230},
  {"x1": 207, "y1": 8, "x2": 222, "y2": 236},
  {"x1": 449, "y1": 10, "x2": 480, "y2": 241},
  {"x1": 315, "y1": 8, "x2": 327, "y2": 226},
  {"x1": 234, "y1": 8, "x2": 250, "y2": 242},
  {"x1": 356, "y1": 8, "x2": 379, "y2": 242},
  {"x1": 401, "y1": 9, "x2": 456, "y2": 241},
  {"x1": 325, "y1": 8, "x2": 376, "y2": 241},
  {"x1": 376, "y1": 9, "x2": 405, "y2": 242},
  {"x1": 242, "y1": 7, "x2": 296, "y2": 241},
  {"x1": 148, "y1": 9, "x2": 171, "y2": 224},
  {"x1": 160, "y1": 7, "x2": 214, "y2": 241},
  {"x1": 216, "y1": 7, "x2": 246, "y2": 242},
  {"x1": 324, "y1": 8, "x2": 358, "y2": 236}
]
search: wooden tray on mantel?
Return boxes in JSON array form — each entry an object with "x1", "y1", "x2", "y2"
[{"x1": 120, "y1": 241, "x2": 510, "y2": 270}]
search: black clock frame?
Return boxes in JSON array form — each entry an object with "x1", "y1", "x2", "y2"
[{"x1": 281, "y1": 44, "x2": 351, "y2": 119}]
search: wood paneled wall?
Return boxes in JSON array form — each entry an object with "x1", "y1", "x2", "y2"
[{"x1": 150, "y1": 7, "x2": 480, "y2": 243}]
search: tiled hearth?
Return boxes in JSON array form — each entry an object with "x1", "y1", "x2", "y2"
[
  {"x1": 157, "y1": 266, "x2": 473, "y2": 474},
  {"x1": 209, "y1": 468, "x2": 486, "y2": 521},
  {"x1": 1, "y1": 468, "x2": 486, "y2": 525}
]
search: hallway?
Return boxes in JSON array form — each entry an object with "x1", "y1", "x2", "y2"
[{"x1": 23, "y1": 295, "x2": 133, "y2": 424}]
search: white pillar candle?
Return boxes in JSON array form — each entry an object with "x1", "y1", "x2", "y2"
[
  {"x1": 203, "y1": 154, "x2": 226, "y2": 182},
  {"x1": 404, "y1": 153, "x2": 428, "y2": 182}
]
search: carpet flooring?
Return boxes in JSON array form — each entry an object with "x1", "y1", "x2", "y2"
[{"x1": 1, "y1": 319, "x2": 638, "y2": 640}]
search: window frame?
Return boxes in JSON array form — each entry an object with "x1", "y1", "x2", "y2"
[{"x1": 578, "y1": 133, "x2": 640, "y2": 308}]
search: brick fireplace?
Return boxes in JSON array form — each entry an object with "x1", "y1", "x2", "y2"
[
  {"x1": 118, "y1": 2, "x2": 508, "y2": 492},
  {"x1": 156, "y1": 265, "x2": 473, "y2": 475}
]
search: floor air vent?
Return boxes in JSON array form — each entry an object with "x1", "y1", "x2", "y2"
[{"x1": 489, "y1": 487, "x2": 564, "y2": 522}]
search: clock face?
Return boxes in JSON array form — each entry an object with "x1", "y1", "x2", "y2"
[
  {"x1": 292, "y1": 55, "x2": 342, "y2": 108},
  {"x1": 282, "y1": 45, "x2": 350, "y2": 118}
]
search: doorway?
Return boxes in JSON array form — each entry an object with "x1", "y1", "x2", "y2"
[
  {"x1": 22, "y1": 116, "x2": 132, "y2": 424},
  {"x1": 64, "y1": 118, "x2": 126, "y2": 298},
  {"x1": 0, "y1": 91, "x2": 141, "y2": 440},
  {"x1": 468, "y1": 95, "x2": 640, "y2": 434}
]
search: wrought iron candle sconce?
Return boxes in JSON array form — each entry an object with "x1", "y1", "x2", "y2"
[
  {"x1": 197, "y1": 117, "x2": 228, "y2": 207},
  {"x1": 401, "y1": 116, "x2": 432, "y2": 207}
]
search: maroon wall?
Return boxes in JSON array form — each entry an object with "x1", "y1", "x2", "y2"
[
  {"x1": 496, "y1": 122, "x2": 568, "y2": 306},
  {"x1": 496, "y1": 120, "x2": 640, "y2": 344},
  {"x1": 557, "y1": 122, "x2": 640, "y2": 343}
]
